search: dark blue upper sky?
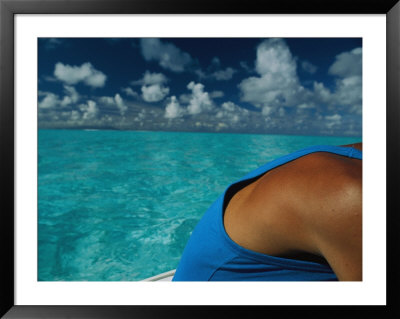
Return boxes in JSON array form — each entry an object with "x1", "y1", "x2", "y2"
[{"x1": 38, "y1": 37, "x2": 362, "y2": 136}]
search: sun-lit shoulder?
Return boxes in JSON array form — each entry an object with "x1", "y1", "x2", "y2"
[
  {"x1": 253, "y1": 151, "x2": 361, "y2": 211},
  {"x1": 251, "y1": 151, "x2": 362, "y2": 280},
  {"x1": 286, "y1": 152, "x2": 362, "y2": 280},
  {"x1": 290, "y1": 152, "x2": 361, "y2": 206},
  {"x1": 224, "y1": 150, "x2": 362, "y2": 280}
]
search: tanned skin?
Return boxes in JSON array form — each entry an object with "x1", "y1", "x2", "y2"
[{"x1": 224, "y1": 143, "x2": 362, "y2": 281}]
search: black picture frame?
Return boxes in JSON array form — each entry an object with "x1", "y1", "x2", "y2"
[{"x1": 1, "y1": 0, "x2": 399, "y2": 318}]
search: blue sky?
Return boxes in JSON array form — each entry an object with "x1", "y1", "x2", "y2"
[{"x1": 38, "y1": 37, "x2": 362, "y2": 136}]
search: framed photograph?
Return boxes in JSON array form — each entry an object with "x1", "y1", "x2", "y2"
[{"x1": 1, "y1": 0, "x2": 399, "y2": 317}]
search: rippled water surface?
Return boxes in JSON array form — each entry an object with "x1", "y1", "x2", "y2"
[{"x1": 38, "y1": 129, "x2": 361, "y2": 280}]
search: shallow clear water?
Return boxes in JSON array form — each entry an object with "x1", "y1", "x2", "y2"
[{"x1": 38, "y1": 129, "x2": 361, "y2": 281}]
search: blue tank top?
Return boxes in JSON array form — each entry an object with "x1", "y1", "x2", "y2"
[{"x1": 172, "y1": 145, "x2": 362, "y2": 281}]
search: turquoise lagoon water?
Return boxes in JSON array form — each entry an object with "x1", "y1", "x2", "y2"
[{"x1": 38, "y1": 129, "x2": 361, "y2": 281}]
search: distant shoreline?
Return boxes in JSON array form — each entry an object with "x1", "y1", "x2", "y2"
[{"x1": 37, "y1": 128, "x2": 362, "y2": 139}]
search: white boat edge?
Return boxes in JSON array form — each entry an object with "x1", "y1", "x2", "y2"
[{"x1": 141, "y1": 269, "x2": 176, "y2": 282}]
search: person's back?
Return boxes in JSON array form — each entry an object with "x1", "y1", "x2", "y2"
[{"x1": 172, "y1": 144, "x2": 362, "y2": 281}]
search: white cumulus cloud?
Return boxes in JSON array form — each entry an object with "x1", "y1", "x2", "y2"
[
  {"x1": 79, "y1": 100, "x2": 99, "y2": 120},
  {"x1": 132, "y1": 71, "x2": 168, "y2": 86},
  {"x1": 38, "y1": 85, "x2": 80, "y2": 109},
  {"x1": 238, "y1": 38, "x2": 302, "y2": 112},
  {"x1": 60, "y1": 85, "x2": 80, "y2": 106},
  {"x1": 140, "y1": 38, "x2": 193, "y2": 73},
  {"x1": 132, "y1": 71, "x2": 170, "y2": 103},
  {"x1": 313, "y1": 82, "x2": 332, "y2": 104},
  {"x1": 99, "y1": 93, "x2": 129, "y2": 116},
  {"x1": 142, "y1": 71, "x2": 168, "y2": 85},
  {"x1": 165, "y1": 96, "x2": 185, "y2": 119},
  {"x1": 164, "y1": 82, "x2": 216, "y2": 119},
  {"x1": 333, "y1": 75, "x2": 362, "y2": 108},
  {"x1": 114, "y1": 93, "x2": 128, "y2": 116},
  {"x1": 38, "y1": 92, "x2": 60, "y2": 109},
  {"x1": 216, "y1": 101, "x2": 248, "y2": 124},
  {"x1": 328, "y1": 47, "x2": 362, "y2": 78},
  {"x1": 239, "y1": 39, "x2": 362, "y2": 127},
  {"x1": 187, "y1": 82, "x2": 214, "y2": 115},
  {"x1": 328, "y1": 47, "x2": 362, "y2": 114},
  {"x1": 141, "y1": 84, "x2": 170, "y2": 102},
  {"x1": 54, "y1": 62, "x2": 107, "y2": 87}
]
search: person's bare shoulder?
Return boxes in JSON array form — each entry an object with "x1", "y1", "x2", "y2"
[
  {"x1": 298, "y1": 153, "x2": 362, "y2": 280},
  {"x1": 251, "y1": 151, "x2": 362, "y2": 280}
]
